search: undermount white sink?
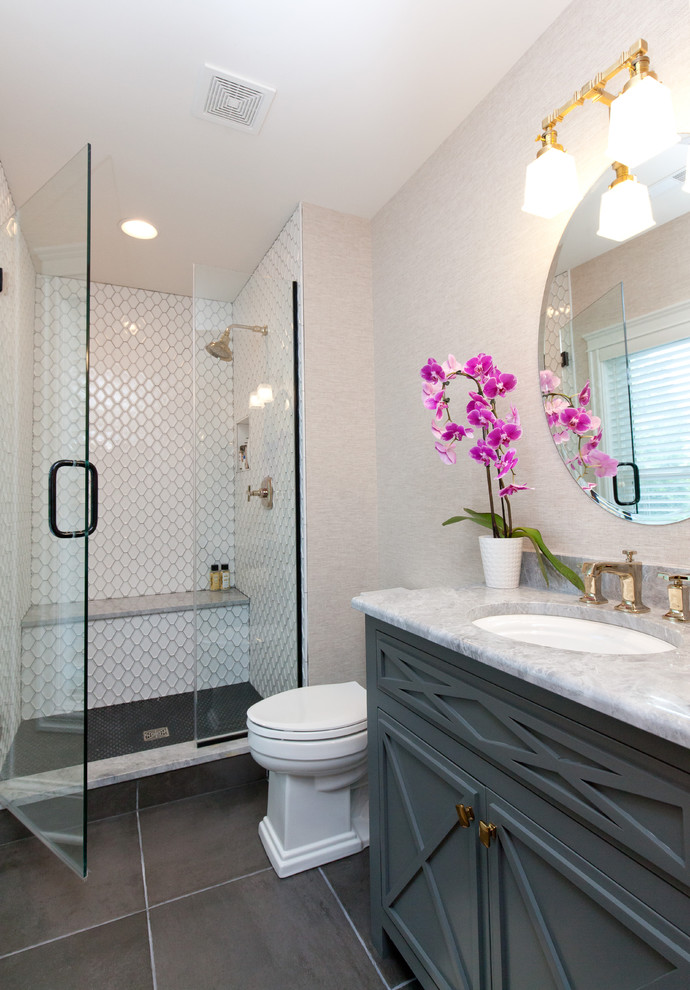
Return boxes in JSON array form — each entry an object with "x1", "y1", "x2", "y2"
[{"x1": 473, "y1": 612, "x2": 675, "y2": 655}]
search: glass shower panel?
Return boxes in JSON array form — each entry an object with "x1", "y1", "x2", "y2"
[
  {"x1": 575, "y1": 283, "x2": 635, "y2": 509},
  {"x1": 193, "y1": 260, "x2": 300, "y2": 743},
  {"x1": 0, "y1": 147, "x2": 90, "y2": 876}
]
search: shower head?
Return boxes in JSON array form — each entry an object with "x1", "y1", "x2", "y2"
[
  {"x1": 205, "y1": 328, "x2": 233, "y2": 361},
  {"x1": 205, "y1": 323, "x2": 268, "y2": 362}
]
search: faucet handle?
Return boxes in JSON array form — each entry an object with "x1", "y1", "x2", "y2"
[
  {"x1": 658, "y1": 573, "x2": 690, "y2": 623},
  {"x1": 622, "y1": 549, "x2": 637, "y2": 563}
]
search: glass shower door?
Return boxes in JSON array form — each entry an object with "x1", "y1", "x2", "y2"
[
  {"x1": 0, "y1": 146, "x2": 91, "y2": 875},
  {"x1": 192, "y1": 262, "x2": 301, "y2": 743}
]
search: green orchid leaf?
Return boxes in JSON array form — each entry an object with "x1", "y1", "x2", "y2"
[
  {"x1": 512, "y1": 525, "x2": 584, "y2": 592},
  {"x1": 442, "y1": 510, "x2": 502, "y2": 533}
]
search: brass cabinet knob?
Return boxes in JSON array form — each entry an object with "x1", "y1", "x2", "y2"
[
  {"x1": 479, "y1": 820, "x2": 497, "y2": 849},
  {"x1": 455, "y1": 804, "x2": 475, "y2": 828}
]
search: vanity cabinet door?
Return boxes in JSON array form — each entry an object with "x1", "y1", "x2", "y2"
[
  {"x1": 486, "y1": 791, "x2": 690, "y2": 990},
  {"x1": 377, "y1": 714, "x2": 487, "y2": 990}
]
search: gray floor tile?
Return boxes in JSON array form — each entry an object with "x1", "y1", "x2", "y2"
[
  {"x1": 0, "y1": 812, "x2": 145, "y2": 955},
  {"x1": 139, "y1": 779, "x2": 270, "y2": 904},
  {"x1": 150, "y1": 867, "x2": 386, "y2": 990},
  {"x1": 322, "y1": 849, "x2": 417, "y2": 989},
  {"x1": 0, "y1": 913, "x2": 153, "y2": 990}
]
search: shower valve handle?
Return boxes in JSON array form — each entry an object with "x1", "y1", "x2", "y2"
[{"x1": 246, "y1": 476, "x2": 273, "y2": 509}]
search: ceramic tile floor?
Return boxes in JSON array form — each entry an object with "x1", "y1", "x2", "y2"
[{"x1": 0, "y1": 778, "x2": 421, "y2": 990}]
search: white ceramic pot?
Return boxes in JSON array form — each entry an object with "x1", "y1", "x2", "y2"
[{"x1": 478, "y1": 535, "x2": 524, "y2": 589}]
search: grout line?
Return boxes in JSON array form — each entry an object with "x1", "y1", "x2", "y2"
[
  {"x1": 136, "y1": 783, "x2": 158, "y2": 990},
  {"x1": 318, "y1": 867, "x2": 391, "y2": 990},
  {"x1": 0, "y1": 909, "x2": 149, "y2": 960},
  {"x1": 147, "y1": 866, "x2": 273, "y2": 911}
]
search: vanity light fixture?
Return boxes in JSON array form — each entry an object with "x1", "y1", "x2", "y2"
[
  {"x1": 120, "y1": 218, "x2": 158, "y2": 240},
  {"x1": 522, "y1": 127, "x2": 579, "y2": 218},
  {"x1": 596, "y1": 162, "x2": 656, "y2": 241},
  {"x1": 523, "y1": 39, "x2": 678, "y2": 224}
]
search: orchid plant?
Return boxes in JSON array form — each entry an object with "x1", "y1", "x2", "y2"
[
  {"x1": 420, "y1": 352, "x2": 584, "y2": 591},
  {"x1": 540, "y1": 369, "x2": 618, "y2": 489}
]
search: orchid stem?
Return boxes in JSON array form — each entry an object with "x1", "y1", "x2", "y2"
[{"x1": 485, "y1": 464, "x2": 499, "y2": 537}]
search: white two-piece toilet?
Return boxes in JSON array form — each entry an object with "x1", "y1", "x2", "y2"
[{"x1": 246, "y1": 681, "x2": 369, "y2": 878}]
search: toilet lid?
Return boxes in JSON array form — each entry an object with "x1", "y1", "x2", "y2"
[{"x1": 246, "y1": 682, "x2": 367, "y2": 739}]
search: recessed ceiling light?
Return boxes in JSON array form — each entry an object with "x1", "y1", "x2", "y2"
[{"x1": 120, "y1": 218, "x2": 158, "y2": 239}]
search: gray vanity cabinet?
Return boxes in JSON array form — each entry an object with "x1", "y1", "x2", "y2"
[{"x1": 366, "y1": 618, "x2": 690, "y2": 990}]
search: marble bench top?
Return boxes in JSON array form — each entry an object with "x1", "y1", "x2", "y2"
[
  {"x1": 22, "y1": 588, "x2": 249, "y2": 627},
  {"x1": 352, "y1": 585, "x2": 690, "y2": 751}
]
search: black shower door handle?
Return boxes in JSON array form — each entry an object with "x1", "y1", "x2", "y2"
[
  {"x1": 612, "y1": 461, "x2": 640, "y2": 507},
  {"x1": 48, "y1": 460, "x2": 98, "y2": 538}
]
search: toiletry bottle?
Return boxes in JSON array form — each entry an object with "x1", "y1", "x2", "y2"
[
  {"x1": 210, "y1": 564, "x2": 221, "y2": 591},
  {"x1": 220, "y1": 564, "x2": 230, "y2": 590}
]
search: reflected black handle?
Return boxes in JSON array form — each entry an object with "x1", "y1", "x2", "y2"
[
  {"x1": 48, "y1": 460, "x2": 98, "y2": 538},
  {"x1": 612, "y1": 461, "x2": 640, "y2": 507}
]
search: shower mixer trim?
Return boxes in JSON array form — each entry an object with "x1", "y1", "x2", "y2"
[{"x1": 247, "y1": 476, "x2": 273, "y2": 509}]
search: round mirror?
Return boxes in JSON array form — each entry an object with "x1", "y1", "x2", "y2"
[{"x1": 539, "y1": 136, "x2": 690, "y2": 524}]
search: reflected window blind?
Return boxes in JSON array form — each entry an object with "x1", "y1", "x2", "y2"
[{"x1": 602, "y1": 337, "x2": 690, "y2": 521}]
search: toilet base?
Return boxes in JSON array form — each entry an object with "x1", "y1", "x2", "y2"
[{"x1": 258, "y1": 771, "x2": 369, "y2": 878}]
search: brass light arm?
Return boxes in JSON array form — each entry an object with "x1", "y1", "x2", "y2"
[{"x1": 537, "y1": 38, "x2": 650, "y2": 136}]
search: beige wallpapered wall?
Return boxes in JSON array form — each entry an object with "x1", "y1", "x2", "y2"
[
  {"x1": 301, "y1": 203, "x2": 378, "y2": 685},
  {"x1": 370, "y1": 0, "x2": 690, "y2": 591}
]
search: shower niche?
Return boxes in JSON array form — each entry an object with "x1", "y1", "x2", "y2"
[{"x1": 237, "y1": 419, "x2": 250, "y2": 472}]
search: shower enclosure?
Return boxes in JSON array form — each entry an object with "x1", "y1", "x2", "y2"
[{"x1": 0, "y1": 147, "x2": 303, "y2": 876}]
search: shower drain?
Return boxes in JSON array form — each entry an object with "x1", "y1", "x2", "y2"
[{"x1": 143, "y1": 726, "x2": 170, "y2": 742}]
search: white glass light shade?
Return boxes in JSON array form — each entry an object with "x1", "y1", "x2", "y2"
[
  {"x1": 249, "y1": 391, "x2": 263, "y2": 408},
  {"x1": 606, "y1": 76, "x2": 679, "y2": 167},
  {"x1": 522, "y1": 147, "x2": 579, "y2": 218},
  {"x1": 256, "y1": 383, "x2": 274, "y2": 403},
  {"x1": 597, "y1": 178, "x2": 655, "y2": 242}
]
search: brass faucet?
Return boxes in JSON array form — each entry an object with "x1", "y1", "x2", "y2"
[{"x1": 580, "y1": 550, "x2": 649, "y2": 614}]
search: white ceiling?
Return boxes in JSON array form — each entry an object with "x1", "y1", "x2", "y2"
[{"x1": 0, "y1": 0, "x2": 572, "y2": 299}]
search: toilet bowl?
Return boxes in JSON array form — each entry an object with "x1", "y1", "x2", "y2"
[{"x1": 246, "y1": 681, "x2": 369, "y2": 878}]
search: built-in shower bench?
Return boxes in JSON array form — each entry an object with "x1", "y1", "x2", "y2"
[
  {"x1": 19, "y1": 589, "x2": 252, "y2": 722},
  {"x1": 21, "y1": 588, "x2": 249, "y2": 627}
]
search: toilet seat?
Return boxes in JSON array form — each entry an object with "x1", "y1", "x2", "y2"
[{"x1": 246, "y1": 682, "x2": 367, "y2": 741}]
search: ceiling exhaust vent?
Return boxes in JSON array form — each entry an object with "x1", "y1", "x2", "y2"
[{"x1": 193, "y1": 65, "x2": 275, "y2": 134}]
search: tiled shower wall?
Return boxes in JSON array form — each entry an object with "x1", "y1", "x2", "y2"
[
  {"x1": 0, "y1": 162, "x2": 35, "y2": 763},
  {"x1": 233, "y1": 207, "x2": 301, "y2": 699},
  {"x1": 23, "y1": 279, "x2": 251, "y2": 715}
]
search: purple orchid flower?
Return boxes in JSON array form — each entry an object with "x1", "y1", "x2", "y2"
[
  {"x1": 442, "y1": 354, "x2": 461, "y2": 377},
  {"x1": 580, "y1": 430, "x2": 602, "y2": 458},
  {"x1": 420, "y1": 358, "x2": 446, "y2": 385},
  {"x1": 463, "y1": 353, "x2": 494, "y2": 382},
  {"x1": 560, "y1": 406, "x2": 593, "y2": 435},
  {"x1": 466, "y1": 393, "x2": 496, "y2": 428},
  {"x1": 469, "y1": 441, "x2": 497, "y2": 466},
  {"x1": 484, "y1": 372, "x2": 517, "y2": 399},
  {"x1": 486, "y1": 419, "x2": 522, "y2": 449},
  {"x1": 499, "y1": 483, "x2": 532, "y2": 497},
  {"x1": 496, "y1": 448, "x2": 518, "y2": 478},
  {"x1": 583, "y1": 449, "x2": 618, "y2": 477},
  {"x1": 540, "y1": 369, "x2": 561, "y2": 393},
  {"x1": 422, "y1": 387, "x2": 447, "y2": 420},
  {"x1": 434, "y1": 442, "x2": 456, "y2": 465},
  {"x1": 543, "y1": 396, "x2": 569, "y2": 427},
  {"x1": 441, "y1": 422, "x2": 473, "y2": 442},
  {"x1": 578, "y1": 380, "x2": 591, "y2": 406}
]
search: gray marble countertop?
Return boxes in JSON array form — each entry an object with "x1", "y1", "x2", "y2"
[{"x1": 352, "y1": 585, "x2": 690, "y2": 750}]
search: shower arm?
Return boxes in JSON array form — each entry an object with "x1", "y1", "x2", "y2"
[{"x1": 228, "y1": 323, "x2": 268, "y2": 335}]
